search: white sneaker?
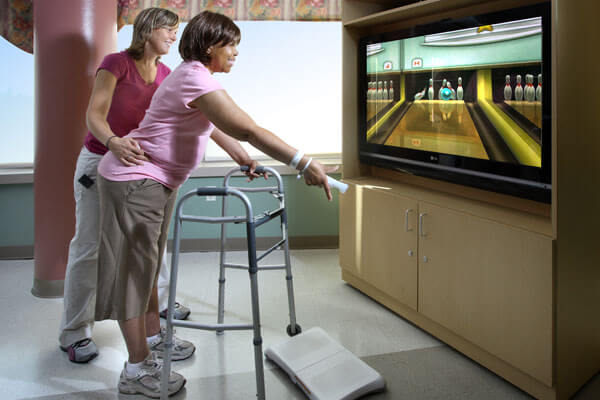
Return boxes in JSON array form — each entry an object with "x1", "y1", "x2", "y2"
[
  {"x1": 159, "y1": 302, "x2": 191, "y2": 320},
  {"x1": 118, "y1": 352, "x2": 185, "y2": 398},
  {"x1": 149, "y1": 328, "x2": 195, "y2": 361}
]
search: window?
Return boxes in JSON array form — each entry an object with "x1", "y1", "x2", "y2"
[
  {"x1": 0, "y1": 21, "x2": 341, "y2": 167},
  {"x1": 119, "y1": 20, "x2": 342, "y2": 160},
  {"x1": 0, "y1": 37, "x2": 35, "y2": 165}
]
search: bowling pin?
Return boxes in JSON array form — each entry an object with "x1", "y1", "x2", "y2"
[
  {"x1": 377, "y1": 81, "x2": 383, "y2": 100},
  {"x1": 414, "y1": 86, "x2": 427, "y2": 101},
  {"x1": 389, "y1": 81, "x2": 394, "y2": 101},
  {"x1": 383, "y1": 81, "x2": 388, "y2": 100},
  {"x1": 525, "y1": 75, "x2": 534, "y2": 102},
  {"x1": 536, "y1": 74, "x2": 542, "y2": 101},
  {"x1": 515, "y1": 75, "x2": 523, "y2": 101},
  {"x1": 457, "y1": 77, "x2": 464, "y2": 100},
  {"x1": 439, "y1": 78, "x2": 447, "y2": 100},
  {"x1": 503, "y1": 75, "x2": 512, "y2": 101},
  {"x1": 428, "y1": 78, "x2": 434, "y2": 100}
]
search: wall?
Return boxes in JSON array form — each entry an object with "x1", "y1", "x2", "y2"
[{"x1": 0, "y1": 172, "x2": 341, "y2": 259}]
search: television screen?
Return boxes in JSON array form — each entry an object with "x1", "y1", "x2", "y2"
[{"x1": 359, "y1": 4, "x2": 551, "y2": 202}]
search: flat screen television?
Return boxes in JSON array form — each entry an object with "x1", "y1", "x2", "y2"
[{"x1": 358, "y1": 3, "x2": 551, "y2": 202}]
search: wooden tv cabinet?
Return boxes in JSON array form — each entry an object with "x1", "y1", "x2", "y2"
[{"x1": 339, "y1": 1, "x2": 600, "y2": 399}]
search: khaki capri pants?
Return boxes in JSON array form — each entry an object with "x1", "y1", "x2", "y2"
[{"x1": 95, "y1": 175, "x2": 177, "y2": 322}]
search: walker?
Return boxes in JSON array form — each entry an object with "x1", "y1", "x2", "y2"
[
  {"x1": 160, "y1": 166, "x2": 302, "y2": 399},
  {"x1": 160, "y1": 166, "x2": 383, "y2": 399}
]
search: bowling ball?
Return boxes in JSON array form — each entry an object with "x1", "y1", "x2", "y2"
[{"x1": 440, "y1": 88, "x2": 453, "y2": 101}]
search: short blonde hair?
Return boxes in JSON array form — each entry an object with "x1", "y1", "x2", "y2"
[{"x1": 126, "y1": 8, "x2": 179, "y2": 61}]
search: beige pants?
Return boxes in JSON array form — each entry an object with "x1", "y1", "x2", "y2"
[
  {"x1": 59, "y1": 147, "x2": 174, "y2": 347},
  {"x1": 95, "y1": 175, "x2": 176, "y2": 321}
]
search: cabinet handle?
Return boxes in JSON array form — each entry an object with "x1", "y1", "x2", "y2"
[
  {"x1": 405, "y1": 209, "x2": 413, "y2": 232},
  {"x1": 419, "y1": 212, "x2": 427, "y2": 237}
]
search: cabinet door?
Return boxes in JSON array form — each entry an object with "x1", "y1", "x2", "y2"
[
  {"x1": 361, "y1": 188, "x2": 419, "y2": 310},
  {"x1": 418, "y1": 201, "x2": 553, "y2": 386}
]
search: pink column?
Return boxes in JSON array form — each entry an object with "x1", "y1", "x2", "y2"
[{"x1": 32, "y1": 0, "x2": 116, "y2": 297}]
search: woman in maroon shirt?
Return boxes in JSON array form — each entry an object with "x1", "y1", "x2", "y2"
[{"x1": 58, "y1": 10, "x2": 191, "y2": 384}]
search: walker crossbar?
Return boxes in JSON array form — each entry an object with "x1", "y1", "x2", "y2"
[
  {"x1": 160, "y1": 166, "x2": 302, "y2": 400},
  {"x1": 181, "y1": 215, "x2": 247, "y2": 224},
  {"x1": 170, "y1": 320, "x2": 254, "y2": 331},
  {"x1": 222, "y1": 263, "x2": 287, "y2": 271},
  {"x1": 256, "y1": 238, "x2": 286, "y2": 261},
  {"x1": 254, "y1": 208, "x2": 284, "y2": 227}
]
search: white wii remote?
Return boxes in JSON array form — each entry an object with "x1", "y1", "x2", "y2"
[{"x1": 327, "y1": 176, "x2": 348, "y2": 194}]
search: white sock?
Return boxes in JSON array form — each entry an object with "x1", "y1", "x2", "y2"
[
  {"x1": 125, "y1": 360, "x2": 144, "y2": 377},
  {"x1": 146, "y1": 332, "x2": 161, "y2": 345}
]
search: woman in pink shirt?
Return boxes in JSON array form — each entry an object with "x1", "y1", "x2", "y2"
[
  {"x1": 95, "y1": 11, "x2": 336, "y2": 398},
  {"x1": 59, "y1": 7, "x2": 193, "y2": 369}
]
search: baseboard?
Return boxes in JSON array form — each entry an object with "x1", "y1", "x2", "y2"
[
  {"x1": 168, "y1": 236, "x2": 339, "y2": 252},
  {"x1": 31, "y1": 277, "x2": 64, "y2": 298},
  {"x1": 0, "y1": 236, "x2": 339, "y2": 260},
  {"x1": 0, "y1": 245, "x2": 34, "y2": 259}
]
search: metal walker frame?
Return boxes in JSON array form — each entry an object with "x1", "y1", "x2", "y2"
[{"x1": 160, "y1": 166, "x2": 302, "y2": 399}]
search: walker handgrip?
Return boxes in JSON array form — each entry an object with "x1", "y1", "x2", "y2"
[
  {"x1": 240, "y1": 165, "x2": 265, "y2": 174},
  {"x1": 327, "y1": 176, "x2": 348, "y2": 194},
  {"x1": 196, "y1": 187, "x2": 228, "y2": 196}
]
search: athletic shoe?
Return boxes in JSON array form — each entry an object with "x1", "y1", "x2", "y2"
[
  {"x1": 118, "y1": 352, "x2": 186, "y2": 398},
  {"x1": 159, "y1": 302, "x2": 191, "y2": 320},
  {"x1": 60, "y1": 338, "x2": 98, "y2": 363},
  {"x1": 149, "y1": 328, "x2": 195, "y2": 361}
]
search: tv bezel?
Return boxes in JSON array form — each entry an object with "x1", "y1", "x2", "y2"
[{"x1": 358, "y1": 3, "x2": 552, "y2": 203}]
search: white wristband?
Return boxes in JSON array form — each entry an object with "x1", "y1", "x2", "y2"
[
  {"x1": 289, "y1": 151, "x2": 304, "y2": 169},
  {"x1": 297, "y1": 157, "x2": 313, "y2": 179}
]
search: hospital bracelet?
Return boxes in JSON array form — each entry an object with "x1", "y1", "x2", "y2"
[
  {"x1": 297, "y1": 157, "x2": 313, "y2": 179},
  {"x1": 289, "y1": 151, "x2": 304, "y2": 170}
]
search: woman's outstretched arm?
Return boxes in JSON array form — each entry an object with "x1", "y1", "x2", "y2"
[{"x1": 191, "y1": 90, "x2": 336, "y2": 200}]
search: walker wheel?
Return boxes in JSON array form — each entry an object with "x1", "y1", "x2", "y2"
[{"x1": 286, "y1": 323, "x2": 302, "y2": 336}]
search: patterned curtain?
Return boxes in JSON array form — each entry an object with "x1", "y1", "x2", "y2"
[
  {"x1": 0, "y1": 0, "x2": 341, "y2": 54},
  {"x1": 0, "y1": 0, "x2": 33, "y2": 54}
]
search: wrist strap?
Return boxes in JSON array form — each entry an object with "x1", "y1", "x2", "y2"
[
  {"x1": 105, "y1": 135, "x2": 117, "y2": 148},
  {"x1": 297, "y1": 157, "x2": 313, "y2": 179},
  {"x1": 289, "y1": 151, "x2": 304, "y2": 169}
]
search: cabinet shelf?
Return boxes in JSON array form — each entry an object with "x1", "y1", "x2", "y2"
[{"x1": 344, "y1": 0, "x2": 493, "y2": 29}]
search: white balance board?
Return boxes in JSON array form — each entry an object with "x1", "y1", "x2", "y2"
[{"x1": 265, "y1": 327, "x2": 386, "y2": 399}]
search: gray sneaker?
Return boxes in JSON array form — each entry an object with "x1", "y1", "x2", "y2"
[
  {"x1": 60, "y1": 338, "x2": 98, "y2": 363},
  {"x1": 159, "y1": 302, "x2": 191, "y2": 320},
  {"x1": 118, "y1": 353, "x2": 186, "y2": 398},
  {"x1": 149, "y1": 328, "x2": 195, "y2": 361}
]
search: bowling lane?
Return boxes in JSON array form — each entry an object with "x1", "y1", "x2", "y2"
[
  {"x1": 367, "y1": 100, "x2": 394, "y2": 121},
  {"x1": 504, "y1": 101, "x2": 542, "y2": 128},
  {"x1": 384, "y1": 100, "x2": 489, "y2": 160}
]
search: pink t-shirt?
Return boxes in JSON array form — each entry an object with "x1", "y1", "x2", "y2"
[
  {"x1": 84, "y1": 51, "x2": 171, "y2": 155},
  {"x1": 98, "y1": 61, "x2": 223, "y2": 189}
]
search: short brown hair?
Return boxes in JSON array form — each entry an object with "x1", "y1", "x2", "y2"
[
  {"x1": 126, "y1": 8, "x2": 179, "y2": 61},
  {"x1": 179, "y1": 11, "x2": 241, "y2": 64}
]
